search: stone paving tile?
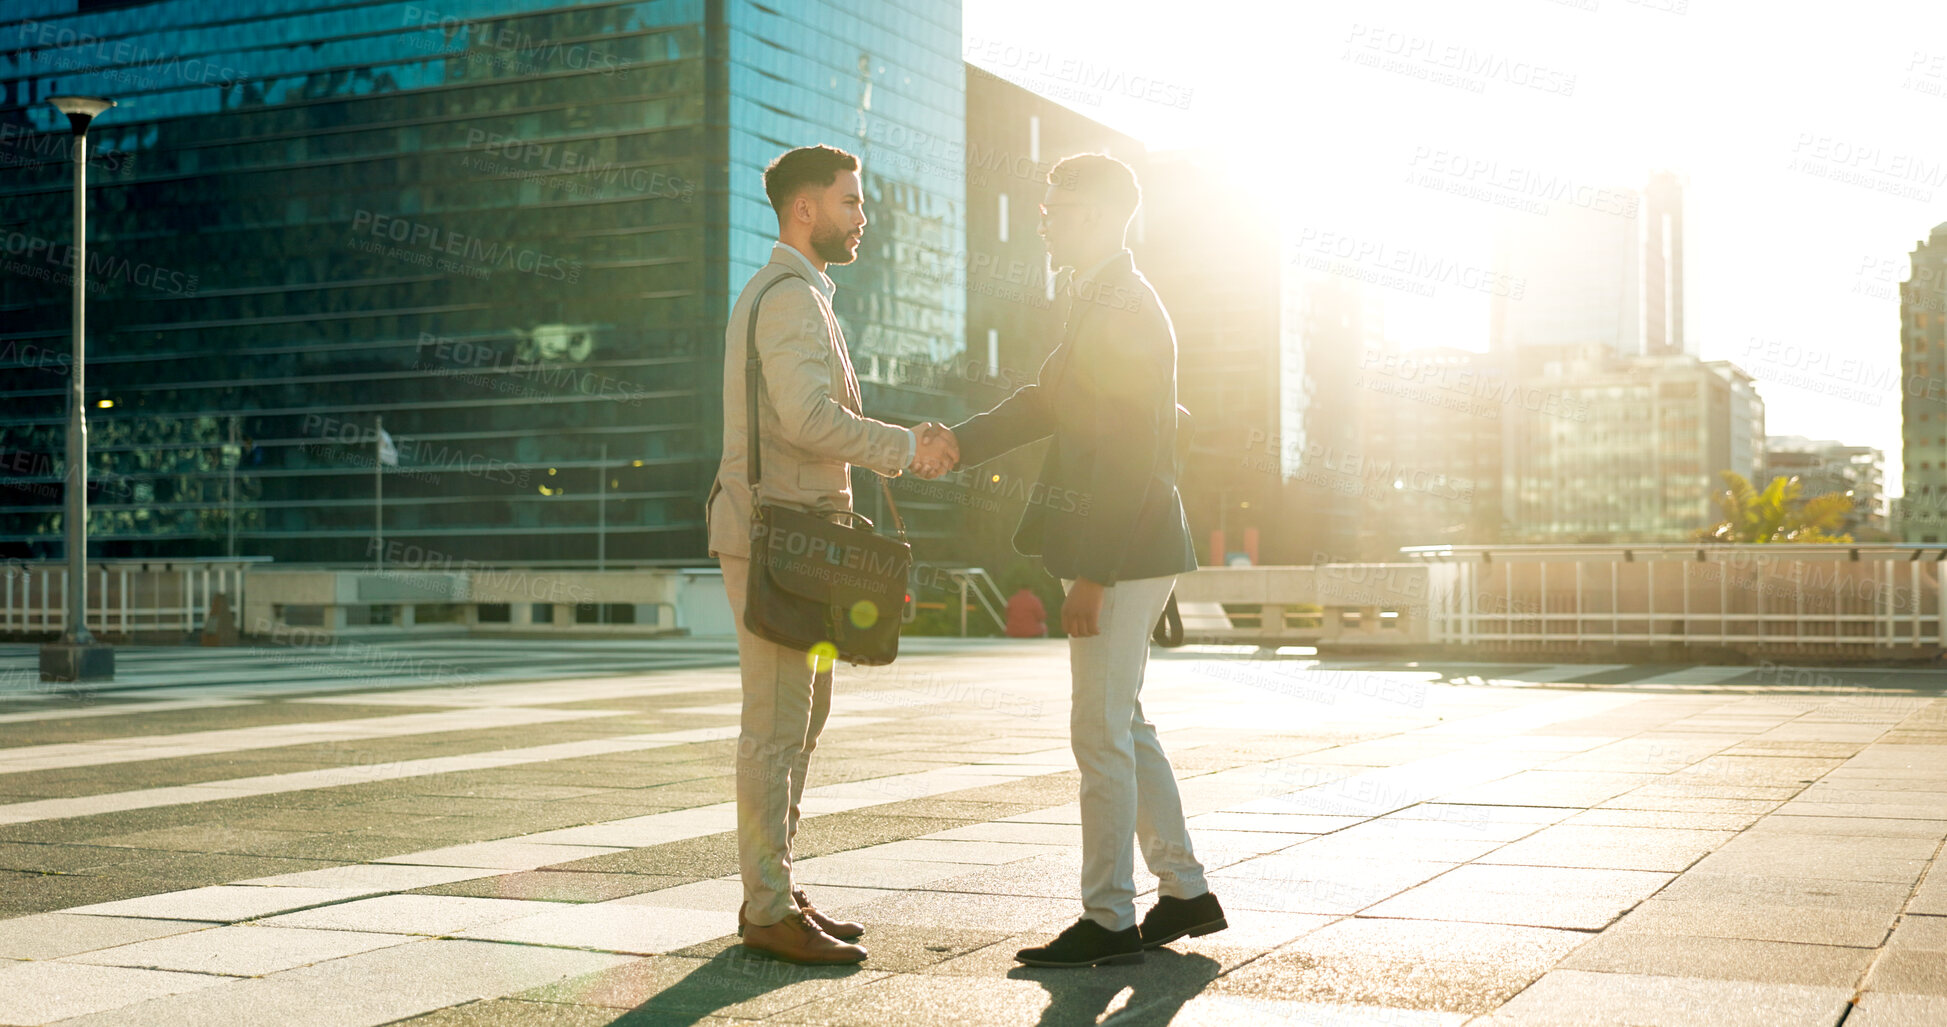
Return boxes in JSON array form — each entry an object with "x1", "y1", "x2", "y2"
[
  {"x1": 382, "y1": 998, "x2": 619, "y2": 1026},
  {"x1": 379, "y1": 841, "x2": 628, "y2": 870},
  {"x1": 1686, "y1": 842, "x2": 1933, "y2": 883},
  {"x1": 1278, "y1": 832, "x2": 1505, "y2": 865},
  {"x1": 667, "y1": 922, "x2": 1014, "y2": 973},
  {"x1": 1912, "y1": 869, "x2": 1947, "y2": 916},
  {"x1": 64, "y1": 884, "x2": 366, "y2": 923},
  {"x1": 0, "y1": 959, "x2": 231, "y2": 1024},
  {"x1": 43, "y1": 939, "x2": 634, "y2": 1027},
  {"x1": 63, "y1": 924, "x2": 413, "y2": 976},
  {"x1": 1211, "y1": 855, "x2": 1459, "y2": 915},
  {"x1": 1608, "y1": 900, "x2": 1898, "y2": 948},
  {"x1": 412, "y1": 869, "x2": 684, "y2": 903},
  {"x1": 1666, "y1": 755, "x2": 1847, "y2": 786},
  {"x1": 519, "y1": 951, "x2": 884, "y2": 1020},
  {"x1": 1597, "y1": 793, "x2": 1786, "y2": 814},
  {"x1": 1721, "y1": 741, "x2": 1866, "y2": 759},
  {"x1": 767, "y1": 971, "x2": 1070, "y2": 1026},
  {"x1": 1650, "y1": 872, "x2": 1911, "y2": 911},
  {"x1": 824, "y1": 889, "x2": 1078, "y2": 933},
  {"x1": 0, "y1": 871, "x2": 183, "y2": 919},
  {"x1": 1471, "y1": 969, "x2": 1853, "y2": 1026},
  {"x1": 1433, "y1": 770, "x2": 1661, "y2": 808},
  {"x1": 1183, "y1": 811, "x2": 1361, "y2": 834},
  {"x1": 1776, "y1": 800, "x2": 1947, "y2": 819},
  {"x1": 839, "y1": 838, "x2": 1065, "y2": 865},
  {"x1": 924, "y1": 820, "x2": 1081, "y2": 846},
  {"x1": 917, "y1": 849, "x2": 1160, "y2": 900},
  {"x1": 1847, "y1": 992, "x2": 1947, "y2": 1027},
  {"x1": 789, "y1": 853, "x2": 990, "y2": 890},
  {"x1": 77, "y1": 823, "x2": 321, "y2": 856},
  {"x1": 1363, "y1": 865, "x2": 1673, "y2": 930},
  {"x1": 0, "y1": 842, "x2": 158, "y2": 874},
  {"x1": 1158, "y1": 995, "x2": 1471, "y2": 1026},
  {"x1": 454, "y1": 901, "x2": 733, "y2": 955},
  {"x1": 1749, "y1": 814, "x2": 1947, "y2": 838},
  {"x1": 258, "y1": 894, "x2": 563, "y2": 935},
  {"x1": 1558, "y1": 808, "x2": 1760, "y2": 830},
  {"x1": 610, "y1": 878, "x2": 893, "y2": 914},
  {"x1": 3, "y1": 651, "x2": 1943, "y2": 1025},
  {"x1": 1209, "y1": 917, "x2": 1589, "y2": 1014},
  {"x1": 1556, "y1": 932, "x2": 1875, "y2": 986},
  {"x1": 240, "y1": 863, "x2": 500, "y2": 893},
  {"x1": 1386, "y1": 803, "x2": 1577, "y2": 828},
  {"x1": 1475, "y1": 824, "x2": 1736, "y2": 872},
  {"x1": 0, "y1": 913, "x2": 219, "y2": 960}
]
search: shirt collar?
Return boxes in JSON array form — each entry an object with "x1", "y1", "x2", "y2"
[
  {"x1": 1070, "y1": 248, "x2": 1132, "y2": 293},
  {"x1": 773, "y1": 242, "x2": 835, "y2": 300}
]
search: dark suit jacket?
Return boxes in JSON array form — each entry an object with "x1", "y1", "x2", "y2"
[{"x1": 950, "y1": 251, "x2": 1199, "y2": 586}]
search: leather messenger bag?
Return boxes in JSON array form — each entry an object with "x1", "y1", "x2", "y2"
[{"x1": 742, "y1": 272, "x2": 912, "y2": 666}]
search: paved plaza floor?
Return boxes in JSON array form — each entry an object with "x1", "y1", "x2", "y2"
[{"x1": 0, "y1": 638, "x2": 1943, "y2": 1025}]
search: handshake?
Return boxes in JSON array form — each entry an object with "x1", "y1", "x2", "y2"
[{"x1": 909, "y1": 423, "x2": 960, "y2": 479}]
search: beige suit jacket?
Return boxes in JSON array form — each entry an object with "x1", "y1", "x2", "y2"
[{"x1": 706, "y1": 247, "x2": 911, "y2": 559}]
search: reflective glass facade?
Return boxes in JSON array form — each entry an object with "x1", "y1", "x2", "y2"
[{"x1": 1, "y1": 0, "x2": 963, "y2": 565}]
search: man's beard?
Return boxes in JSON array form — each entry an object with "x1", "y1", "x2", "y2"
[{"x1": 810, "y1": 219, "x2": 858, "y2": 265}]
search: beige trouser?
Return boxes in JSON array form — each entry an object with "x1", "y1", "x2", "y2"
[
  {"x1": 1062, "y1": 573, "x2": 1208, "y2": 931},
  {"x1": 720, "y1": 553, "x2": 832, "y2": 926}
]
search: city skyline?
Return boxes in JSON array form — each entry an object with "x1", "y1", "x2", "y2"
[{"x1": 964, "y1": 0, "x2": 1947, "y2": 502}]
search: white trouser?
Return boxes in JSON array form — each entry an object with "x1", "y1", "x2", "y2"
[
  {"x1": 720, "y1": 554, "x2": 830, "y2": 926},
  {"x1": 1062, "y1": 573, "x2": 1208, "y2": 930}
]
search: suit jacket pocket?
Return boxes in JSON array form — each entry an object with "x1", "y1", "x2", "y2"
[{"x1": 797, "y1": 462, "x2": 848, "y2": 494}]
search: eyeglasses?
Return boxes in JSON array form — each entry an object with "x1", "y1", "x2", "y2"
[{"x1": 1037, "y1": 202, "x2": 1090, "y2": 222}]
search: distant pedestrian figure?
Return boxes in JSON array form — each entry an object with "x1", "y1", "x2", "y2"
[{"x1": 1005, "y1": 586, "x2": 1048, "y2": 637}]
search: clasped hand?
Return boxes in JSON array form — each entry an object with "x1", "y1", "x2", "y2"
[{"x1": 909, "y1": 423, "x2": 959, "y2": 479}]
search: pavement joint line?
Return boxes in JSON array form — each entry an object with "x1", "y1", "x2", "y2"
[
  {"x1": 0, "y1": 700, "x2": 263, "y2": 727},
  {"x1": 0, "y1": 706, "x2": 648, "y2": 777},
  {"x1": 0, "y1": 720, "x2": 867, "y2": 826},
  {"x1": 1, "y1": 657, "x2": 1943, "y2": 1024},
  {"x1": 11, "y1": 690, "x2": 1674, "y2": 930}
]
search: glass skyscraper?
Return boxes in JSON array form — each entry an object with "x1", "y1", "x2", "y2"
[{"x1": 1, "y1": 0, "x2": 963, "y2": 565}]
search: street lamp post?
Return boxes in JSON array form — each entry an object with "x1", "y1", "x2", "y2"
[{"x1": 39, "y1": 95, "x2": 117, "y2": 684}]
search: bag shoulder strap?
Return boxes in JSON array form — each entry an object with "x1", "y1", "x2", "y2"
[
  {"x1": 1152, "y1": 592, "x2": 1183, "y2": 647},
  {"x1": 743, "y1": 268, "x2": 907, "y2": 542}
]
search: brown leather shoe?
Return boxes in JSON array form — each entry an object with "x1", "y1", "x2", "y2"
[
  {"x1": 741, "y1": 910, "x2": 867, "y2": 965},
  {"x1": 793, "y1": 887, "x2": 865, "y2": 941}
]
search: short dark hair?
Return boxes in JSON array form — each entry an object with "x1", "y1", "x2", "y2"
[
  {"x1": 763, "y1": 145, "x2": 860, "y2": 214},
  {"x1": 1048, "y1": 153, "x2": 1141, "y2": 227}
]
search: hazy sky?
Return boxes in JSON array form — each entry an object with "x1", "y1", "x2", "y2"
[{"x1": 964, "y1": 0, "x2": 1947, "y2": 498}]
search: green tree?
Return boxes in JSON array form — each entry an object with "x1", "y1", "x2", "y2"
[{"x1": 1699, "y1": 471, "x2": 1854, "y2": 544}]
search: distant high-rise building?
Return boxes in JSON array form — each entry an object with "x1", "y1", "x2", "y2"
[
  {"x1": 0, "y1": 2, "x2": 964, "y2": 564},
  {"x1": 1136, "y1": 151, "x2": 1298, "y2": 564},
  {"x1": 1353, "y1": 345, "x2": 1506, "y2": 559},
  {"x1": 1900, "y1": 222, "x2": 1947, "y2": 542},
  {"x1": 1283, "y1": 274, "x2": 1381, "y2": 563},
  {"x1": 1764, "y1": 436, "x2": 1887, "y2": 537},
  {"x1": 1490, "y1": 172, "x2": 1690, "y2": 360},
  {"x1": 1642, "y1": 171, "x2": 1687, "y2": 357},
  {"x1": 937, "y1": 65, "x2": 1144, "y2": 574},
  {"x1": 1501, "y1": 345, "x2": 1763, "y2": 542}
]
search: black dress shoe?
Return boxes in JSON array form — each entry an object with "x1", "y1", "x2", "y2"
[
  {"x1": 1139, "y1": 892, "x2": 1227, "y2": 949},
  {"x1": 1015, "y1": 918, "x2": 1144, "y2": 968}
]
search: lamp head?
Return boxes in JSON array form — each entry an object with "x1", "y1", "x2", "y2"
[{"x1": 47, "y1": 95, "x2": 115, "y2": 135}]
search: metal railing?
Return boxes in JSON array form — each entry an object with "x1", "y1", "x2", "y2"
[
  {"x1": 1, "y1": 558, "x2": 267, "y2": 639},
  {"x1": 1406, "y1": 544, "x2": 1945, "y2": 653},
  {"x1": 939, "y1": 567, "x2": 1008, "y2": 636},
  {"x1": 1169, "y1": 545, "x2": 1947, "y2": 655}
]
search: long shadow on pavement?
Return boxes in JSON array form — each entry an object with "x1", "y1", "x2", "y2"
[
  {"x1": 605, "y1": 947, "x2": 865, "y2": 1025},
  {"x1": 1010, "y1": 950, "x2": 1222, "y2": 1026}
]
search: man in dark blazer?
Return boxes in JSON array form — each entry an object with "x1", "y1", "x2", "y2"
[{"x1": 932, "y1": 153, "x2": 1226, "y2": 967}]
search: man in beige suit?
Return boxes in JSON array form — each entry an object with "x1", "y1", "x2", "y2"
[{"x1": 705, "y1": 144, "x2": 954, "y2": 964}]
